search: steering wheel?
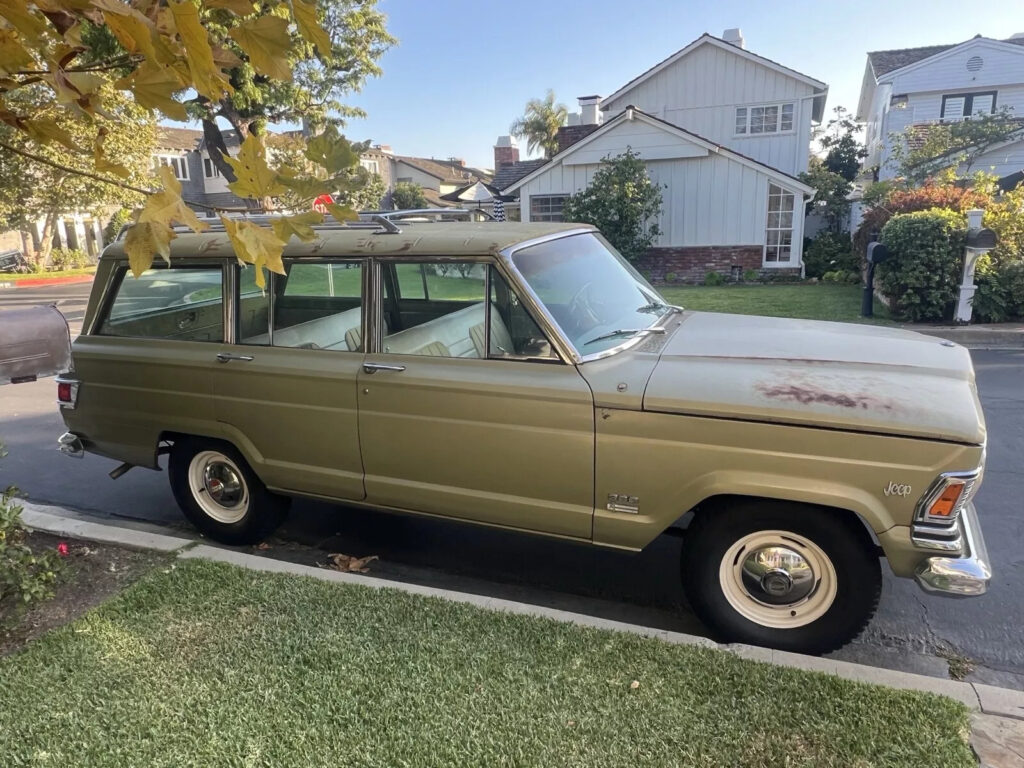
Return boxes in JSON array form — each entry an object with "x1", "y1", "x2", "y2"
[{"x1": 568, "y1": 281, "x2": 603, "y2": 329}]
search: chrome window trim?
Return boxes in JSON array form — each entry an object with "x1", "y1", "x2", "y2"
[
  {"x1": 223, "y1": 262, "x2": 236, "y2": 344},
  {"x1": 499, "y1": 228, "x2": 676, "y2": 366}
]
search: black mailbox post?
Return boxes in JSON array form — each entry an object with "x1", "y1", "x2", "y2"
[{"x1": 862, "y1": 242, "x2": 891, "y2": 318}]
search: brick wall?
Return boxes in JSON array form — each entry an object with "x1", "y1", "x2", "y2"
[{"x1": 635, "y1": 245, "x2": 801, "y2": 284}]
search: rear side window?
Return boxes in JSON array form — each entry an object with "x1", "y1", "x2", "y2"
[{"x1": 97, "y1": 266, "x2": 224, "y2": 342}]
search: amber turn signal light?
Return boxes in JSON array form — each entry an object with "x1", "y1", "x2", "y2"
[{"x1": 928, "y1": 483, "x2": 965, "y2": 517}]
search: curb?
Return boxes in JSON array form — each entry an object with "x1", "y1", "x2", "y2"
[
  {"x1": 20, "y1": 501, "x2": 1024, "y2": 721},
  {"x1": 910, "y1": 327, "x2": 1024, "y2": 348},
  {"x1": 0, "y1": 274, "x2": 95, "y2": 289}
]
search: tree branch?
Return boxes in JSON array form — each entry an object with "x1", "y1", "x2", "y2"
[{"x1": 0, "y1": 140, "x2": 252, "y2": 213}]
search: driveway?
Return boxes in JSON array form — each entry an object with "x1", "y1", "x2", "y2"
[{"x1": 2, "y1": 282, "x2": 1022, "y2": 688}]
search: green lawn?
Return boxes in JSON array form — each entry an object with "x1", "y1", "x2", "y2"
[
  {"x1": 659, "y1": 283, "x2": 893, "y2": 324},
  {"x1": 0, "y1": 559, "x2": 971, "y2": 767},
  {"x1": 0, "y1": 267, "x2": 96, "y2": 281}
]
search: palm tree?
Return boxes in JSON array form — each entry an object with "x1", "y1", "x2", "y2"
[{"x1": 510, "y1": 90, "x2": 568, "y2": 158}]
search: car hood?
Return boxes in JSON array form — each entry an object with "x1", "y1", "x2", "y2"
[{"x1": 642, "y1": 312, "x2": 986, "y2": 444}]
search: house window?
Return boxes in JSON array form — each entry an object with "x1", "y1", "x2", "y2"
[
  {"x1": 736, "y1": 103, "x2": 795, "y2": 135},
  {"x1": 765, "y1": 183, "x2": 795, "y2": 264},
  {"x1": 203, "y1": 157, "x2": 221, "y2": 179},
  {"x1": 530, "y1": 194, "x2": 568, "y2": 222},
  {"x1": 941, "y1": 91, "x2": 997, "y2": 121},
  {"x1": 360, "y1": 158, "x2": 379, "y2": 174},
  {"x1": 153, "y1": 154, "x2": 189, "y2": 181}
]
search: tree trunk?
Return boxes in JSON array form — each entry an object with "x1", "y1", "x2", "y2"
[
  {"x1": 38, "y1": 211, "x2": 58, "y2": 268},
  {"x1": 202, "y1": 119, "x2": 238, "y2": 183}
]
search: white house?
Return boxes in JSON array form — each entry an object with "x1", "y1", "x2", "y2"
[
  {"x1": 500, "y1": 30, "x2": 827, "y2": 280},
  {"x1": 857, "y1": 34, "x2": 1024, "y2": 183}
]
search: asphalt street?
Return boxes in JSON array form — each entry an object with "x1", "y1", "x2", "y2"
[{"x1": 2, "y1": 282, "x2": 1023, "y2": 688}]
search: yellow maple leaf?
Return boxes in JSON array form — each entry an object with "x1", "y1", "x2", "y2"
[
  {"x1": 168, "y1": 0, "x2": 232, "y2": 102},
  {"x1": 139, "y1": 166, "x2": 210, "y2": 234},
  {"x1": 204, "y1": 0, "x2": 255, "y2": 15},
  {"x1": 115, "y1": 61, "x2": 187, "y2": 121},
  {"x1": 99, "y1": 3, "x2": 159, "y2": 62},
  {"x1": 0, "y1": 28, "x2": 34, "y2": 75},
  {"x1": 271, "y1": 211, "x2": 323, "y2": 243},
  {"x1": 220, "y1": 216, "x2": 287, "y2": 289},
  {"x1": 21, "y1": 119, "x2": 79, "y2": 152},
  {"x1": 325, "y1": 203, "x2": 357, "y2": 223},
  {"x1": 0, "y1": 0, "x2": 49, "y2": 44},
  {"x1": 228, "y1": 15, "x2": 292, "y2": 81},
  {"x1": 224, "y1": 133, "x2": 286, "y2": 200},
  {"x1": 124, "y1": 220, "x2": 176, "y2": 276},
  {"x1": 291, "y1": 0, "x2": 330, "y2": 57},
  {"x1": 305, "y1": 126, "x2": 359, "y2": 175}
]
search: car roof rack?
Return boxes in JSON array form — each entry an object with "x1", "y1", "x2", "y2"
[{"x1": 142, "y1": 213, "x2": 401, "y2": 240}]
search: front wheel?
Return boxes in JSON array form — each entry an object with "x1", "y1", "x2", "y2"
[
  {"x1": 169, "y1": 438, "x2": 290, "y2": 545},
  {"x1": 681, "y1": 500, "x2": 881, "y2": 655}
]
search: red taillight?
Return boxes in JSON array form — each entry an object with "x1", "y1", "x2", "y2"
[{"x1": 57, "y1": 381, "x2": 72, "y2": 402}]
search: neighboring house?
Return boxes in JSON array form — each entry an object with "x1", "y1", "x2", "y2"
[
  {"x1": 392, "y1": 156, "x2": 491, "y2": 208},
  {"x1": 499, "y1": 30, "x2": 827, "y2": 279},
  {"x1": 858, "y1": 34, "x2": 1024, "y2": 183}
]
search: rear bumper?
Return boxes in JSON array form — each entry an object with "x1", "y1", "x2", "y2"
[{"x1": 914, "y1": 503, "x2": 991, "y2": 597}]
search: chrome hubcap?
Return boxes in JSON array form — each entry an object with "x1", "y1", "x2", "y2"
[
  {"x1": 203, "y1": 461, "x2": 244, "y2": 507},
  {"x1": 740, "y1": 545, "x2": 815, "y2": 605}
]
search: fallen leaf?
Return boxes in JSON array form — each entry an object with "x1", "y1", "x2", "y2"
[
  {"x1": 630, "y1": 680, "x2": 640, "y2": 689},
  {"x1": 326, "y1": 553, "x2": 379, "y2": 573}
]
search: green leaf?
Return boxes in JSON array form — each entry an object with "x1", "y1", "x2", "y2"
[
  {"x1": 325, "y1": 203, "x2": 357, "y2": 224},
  {"x1": 276, "y1": 170, "x2": 332, "y2": 201},
  {"x1": 304, "y1": 126, "x2": 359, "y2": 175},
  {"x1": 291, "y1": 0, "x2": 330, "y2": 56},
  {"x1": 229, "y1": 15, "x2": 292, "y2": 81}
]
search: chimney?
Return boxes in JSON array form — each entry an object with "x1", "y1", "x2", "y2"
[
  {"x1": 494, "y1": 135, "x2": 519, "y2": 169},
  {"x1": 578, "y1": 95, "x2": 602, "y2": 126},
  {"x1": 722, "y1": 28, "x2": 745, "y2": 49}
]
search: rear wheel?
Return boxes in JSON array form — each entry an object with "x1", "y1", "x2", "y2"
[
  {"x1": 169, "y1": 438, "x2": 289, "y2": 545},
  {"x1": 681, "y1": 500, "x2": 880, "y2": 655}
]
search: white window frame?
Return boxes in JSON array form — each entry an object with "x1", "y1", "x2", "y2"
[
  {"x1": 360, "y1": 158, "x2": 380, "y2": 174},
  {"x1": 940, "y1": 91, "x2": 997, "y2": 122},
  {"x1": 154, "y1": 154, "x2": 189, "y2": 181},
  {"x1": 529, "y1": 194, "x2": 569, "y2": 223},
  {"x1": 735, "y1": 102, "x2": 796, "y2": 137},
  {"x1": 203, "y1": 156, "x2": 221, "y2": 179},
  {"x1": 763, "y1": 183, "x2": 796, "y2": 267}
]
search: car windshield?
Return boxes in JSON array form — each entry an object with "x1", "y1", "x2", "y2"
[{"x1": 510, "y1": 232, "x2": 674, "y2": 356}]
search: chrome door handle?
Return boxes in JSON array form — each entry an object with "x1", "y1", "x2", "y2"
[
  {"x1": 216, "y1": 352, "x2": 255, "y2": 363},
  {"x1": 363, "y1": 362, "x2": 406, "y2": 374}
]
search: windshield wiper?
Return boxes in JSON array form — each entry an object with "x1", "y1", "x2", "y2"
[
  {"x1": 636, "y1": 300, "x2": 684, "y2": 314},
  {"x1": 582, "y1": 327, "x2": 667, "y2": 346}
]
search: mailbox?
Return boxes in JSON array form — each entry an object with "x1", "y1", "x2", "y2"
[
  {"x1": 0, "y1": 305, "x2": 72, "y2": 385},
  {"x1": 966, "y1": 227, "x2": 997, "y2": 250},
  {"x1": 866, "y1": 242, "x2": 891, "y2": 264},
  {"x1": 862, "y1": 241, "x2": 890, "y2": 318}
]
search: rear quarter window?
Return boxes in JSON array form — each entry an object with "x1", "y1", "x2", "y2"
[{"x1": 97, "y1": 266, "x2": 225, "y2": 342}]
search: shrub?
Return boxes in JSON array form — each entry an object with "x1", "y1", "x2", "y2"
[
  {"x1": 664, "y1": 272, "x2": 678, "y2": 283},
  {"x1": 983, "y1": 185, "x2": 1024, "y2": 267},
  {"x1": 0, "y1": 485, "x2": 64, "y2": 627},
  {"x1": 973, "y1": 260, "x2": 1024, "y2": 323},
  {"x1": 561, "y1": 148, "x2": 663, "y2": 262},
  {"x1": 704, "y1": 271, "x2": 726, "y2": 286},
  {"x1": 103, "y1": 207, "x2": 134, "y2": 244},
  {"x1": 742, "y1": 269, "x2": 760, "y2": 283},
  {"x1": 803, "y1": 231, "x2": 860, "y2": 279},
  {"x1": 878, "y1": 208, "x2": 966, "y2": 322},
  {"x1": 854, "y1": 183, "x2": 989, "y2": 257},
  {"x1": 49, "y1": 248, "x2": 91, "y2": 270}
]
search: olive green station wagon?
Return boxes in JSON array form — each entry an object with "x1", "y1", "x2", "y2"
[{"x1": 57, "y1": 219, "x2": 991, "y2": 654}]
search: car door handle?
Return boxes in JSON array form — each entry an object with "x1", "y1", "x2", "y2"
[
  {"x1": 216, "y1": 352, "x2": 255, "y2": 363},
  {"x1": 363, "y1": 362, "x2": 406, "y2": 374}
]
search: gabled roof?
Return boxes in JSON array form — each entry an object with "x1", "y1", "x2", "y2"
[
  {"x1": 492, "y1": 159, "x2": 547, "y2": 191},
  {"x1": 500, "y1": 106, "x2": 815, "y2": 196},
  {"x1": 867, "y1": 36, "x2": 1024, "y2": 78},
  {"x1": 156, "y1": 127, "x2": 203, "y2": 152},
  {"x1": 395, "y1": 156, "x2": 491, "y2": 184},
  {"x1": 602, "y1": 33, "x2": 827, "y2": 111}
]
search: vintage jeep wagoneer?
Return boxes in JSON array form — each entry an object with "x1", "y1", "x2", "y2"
[{"x1": 57, "y1": 219, "x2": 991, "y2": 654}]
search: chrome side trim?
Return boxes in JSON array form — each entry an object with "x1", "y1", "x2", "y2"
[{"x1": 914, "y1": 502, "x2": 991, "y2": 597}]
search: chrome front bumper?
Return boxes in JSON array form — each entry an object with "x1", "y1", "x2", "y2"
[{"x1": 914, "y1": 503, "x2": 991, "y2": 597}]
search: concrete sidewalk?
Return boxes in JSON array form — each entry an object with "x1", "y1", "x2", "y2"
[{"x1": 17, "y1": 500, "x2": 1024, "y2": 764}]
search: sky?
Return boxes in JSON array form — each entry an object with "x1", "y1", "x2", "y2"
[{"x1": 329, "y1": 0, "x2": 1024, "y2": 170}]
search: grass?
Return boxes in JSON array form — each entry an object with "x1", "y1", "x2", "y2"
[
  {"x1": 0, "y1": 267, "x2": 96, "y2": 281},
  {"x1": 0, "y1": 559, "x2": 972, "y2": 767},
  {"x1": 659, "y1": 283, "x2": 894, "y2": 324}
]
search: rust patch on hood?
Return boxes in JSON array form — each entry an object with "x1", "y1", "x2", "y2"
[{"x1": 756, "y1": 382, "x2": 893, "y2": 411}]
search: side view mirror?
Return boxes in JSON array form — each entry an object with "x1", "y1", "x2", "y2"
[{"x1": 0, "y1": 305, "x2": 72, "y2": 385}]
